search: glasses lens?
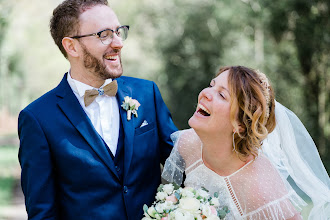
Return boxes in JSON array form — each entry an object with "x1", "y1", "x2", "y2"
[
  {"x1": 99, "y1": 26, "x2": 129, "y2": 45},
  {"x1": 100, "y1": 30, "x2": 113, "y2": 45},
  {"x1": 117, "y1": 26, "x2": 128, "y2": 41}
]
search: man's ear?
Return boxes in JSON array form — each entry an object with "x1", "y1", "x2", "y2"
[{"x1": 62, "y1": 37, "x2": 79, "y2": 58}]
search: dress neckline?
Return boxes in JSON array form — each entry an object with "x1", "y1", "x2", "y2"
[{"x1": 200, "y1": 144, "x2": 254, "y2": 178}]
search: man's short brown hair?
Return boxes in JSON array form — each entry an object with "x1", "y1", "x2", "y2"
[{"x1": 50, "y1": 0, "x2": 108, "y2": 58}]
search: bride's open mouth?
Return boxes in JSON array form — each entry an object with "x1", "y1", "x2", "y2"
[{"x1": 197, "y1": 104, "x2": 211, "y2": 116}]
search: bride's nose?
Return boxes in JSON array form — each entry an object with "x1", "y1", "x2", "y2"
[{"x1": 199, "y1": 88, "x2": 213, "y2": 101}]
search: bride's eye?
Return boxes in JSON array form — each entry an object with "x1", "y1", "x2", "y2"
[{"x1": 219, "y1": 93, "x2": 225, "y2": 99}]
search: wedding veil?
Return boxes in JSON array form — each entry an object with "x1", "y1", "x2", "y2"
[{"x1": 261, "y1": 101, "x2": 330, "y2": 219}]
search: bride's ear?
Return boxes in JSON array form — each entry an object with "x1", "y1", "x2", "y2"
[{"x1": 233, "y1": 124, "x2": 245, "y2": 133}]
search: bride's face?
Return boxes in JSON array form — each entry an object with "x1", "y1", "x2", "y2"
[{"x1": 189, "y1": 70, "x2": 233, "y2": 136}]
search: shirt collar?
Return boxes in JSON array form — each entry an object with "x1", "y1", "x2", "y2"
[{"x1": 67, "y1": 70, "x2": 113, "y2": 98}]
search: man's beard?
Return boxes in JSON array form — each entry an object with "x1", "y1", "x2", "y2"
[{"x1": 80, "y1": 43, "x2": 123, "y2": 80}]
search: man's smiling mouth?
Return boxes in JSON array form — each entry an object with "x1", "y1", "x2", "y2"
[{"x1": 104, "y1": 54, "x2": 118, "y2": 61}]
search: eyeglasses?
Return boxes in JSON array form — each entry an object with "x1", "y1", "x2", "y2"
[{"x1": 71, "y1": 25, "x2": 129, "y2": 45}]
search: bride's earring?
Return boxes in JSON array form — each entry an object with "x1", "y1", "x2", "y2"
[{"x1": 232, "y1": 131, "x2": 238, "y2": 153}]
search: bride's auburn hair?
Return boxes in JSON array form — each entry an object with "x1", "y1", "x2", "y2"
[{"x1": 217, "y1": 66, "x2": 276, "y2": 159}]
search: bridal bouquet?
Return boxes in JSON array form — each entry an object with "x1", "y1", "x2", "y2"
[{"x1": 142, "y1": 184, "x2": 229, "y2": 220}]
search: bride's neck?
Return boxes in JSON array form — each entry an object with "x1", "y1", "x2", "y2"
[{"x1": 201, "y1": 137, "x2": 250, "y2": 176}]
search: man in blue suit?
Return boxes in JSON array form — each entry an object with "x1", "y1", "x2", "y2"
[{"x1": 18, "y1": 0, "x2": 177, "y2": 219}]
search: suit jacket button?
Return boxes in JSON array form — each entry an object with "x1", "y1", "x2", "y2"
[
  {"x1": 123, "y1": 186, "x2": 128, "y2": 193},
  {"x1": 115, "y1": 166, "x2": 120, "y2": 172}
]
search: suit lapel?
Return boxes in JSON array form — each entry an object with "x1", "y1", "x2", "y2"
[
  {"x1": 56, "y1": 73, "x2": 120, "y2": 181},
  {"x1": 116, "y1": 78, "x2": 135, "y2": 180}
]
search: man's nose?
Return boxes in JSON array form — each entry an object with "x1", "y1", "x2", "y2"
[{"x1": 110, "y1": 34, "x2": 124, "y2": 49}]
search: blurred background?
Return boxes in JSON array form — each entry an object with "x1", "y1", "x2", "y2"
[{"x1": 0, "y1": 0, "x2": 329, "y2": 219}]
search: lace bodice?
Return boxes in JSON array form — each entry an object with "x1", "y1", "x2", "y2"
[{"x1": 162, "y1": 129, "x2": 307, "y2": 220}]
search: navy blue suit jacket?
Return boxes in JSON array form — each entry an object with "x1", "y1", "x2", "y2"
[{"x1": 18, "y1": 73, "x2": 177, "y2": 220}]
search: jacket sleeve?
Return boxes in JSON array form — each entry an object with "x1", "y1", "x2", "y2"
[
  {"x1": 18, "y1": 108, "x2": 57, "y2": 220},
  {"x1": 152, "y1": 82, "x2": 178, "y2": 164}
]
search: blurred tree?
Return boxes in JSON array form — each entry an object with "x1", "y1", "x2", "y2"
[
  {"x1": 0, "y1": 1, "x2": 18, "y2": 113},
  {"x1": 263, "y1": 0, "x2": 330, "y2": 155}
]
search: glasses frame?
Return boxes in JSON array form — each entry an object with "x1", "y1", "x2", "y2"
[{"x1": 71, "y1": 25, "x2": 129, "y2": 44}]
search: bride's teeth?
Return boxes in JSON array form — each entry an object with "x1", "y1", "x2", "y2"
[{"x1": 198, "y1": 104, "x2": 210, "y2": 114}]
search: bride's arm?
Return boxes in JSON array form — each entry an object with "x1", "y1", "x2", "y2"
[
  {"x1": 162, "y1": 129, "x2": 201, "y2": 185},
  {"x1": 176, "y1": 128, "x2": 202, "y2": 168}
]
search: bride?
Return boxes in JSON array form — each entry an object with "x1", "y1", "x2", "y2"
[{"x1": 162, "y1": 66, "x2": 330, "y2": 219}]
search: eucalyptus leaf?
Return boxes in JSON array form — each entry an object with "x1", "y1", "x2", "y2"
[
  {"x1": 201, "y1": 186, "x2": 209, "y2": 192},
  {"x1": 174, "y1": 191, "x2": 181, "y2": 200},
  {"x1": 157, "y1": 184, "x2": 164, "y2": 192},
  {"x1": 143, "y1": 204, "x2": 148, "y2": 213}
]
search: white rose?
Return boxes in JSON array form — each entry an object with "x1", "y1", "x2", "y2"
[
  {"x1": 147, "y1": 206, "x2": 157, "y2": 218},
  {"x1": 128, "y1": 98, "x2": 140, "y2": 109},
  {"x1": 155, "y1": 203, "x2": 165, "y2": 213},
  {"x1": 156, "y1": 191, "x2": 168, "y2": 201},
  {"x1": 163, "y1": 201, "x2": 175, "y2": 210},
  {"x1": 205, "y1": 215, "x2": 220, "y2": 220},
  {"x1": 179, "y1": 198, "x2": 200, "y2": 212},
  {"x1": 197, "y1": 188, "x2": 209, "y2": 199},
  {"x1": 142, "y1": 217, "x2": 153, "y2": 220},
  {"x1": 181, "y1": 188, "x2": 195, "y2": 198},
  {"x1": 201, "y1": 204, "x2": 212, "y2": 217},
  {"x1": 124, "y1": 96, "x2": 131, "y2": 103},
  {"x1": 210, "y1": 198, "x2": 220, "y2": 207},
  {"x1": 154, "y1": 213, "x2": 161, "y2": 220},
  {"x1": 171, "y1": 210, "x2": 195, "y2": 220},
  {"x1": 163, "y1": 184, "x2": 174, "y2": 195}
]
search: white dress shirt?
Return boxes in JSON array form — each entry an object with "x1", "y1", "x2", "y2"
[{"x1": 67, "y1": 72, "x2": 120, "y2": 156}]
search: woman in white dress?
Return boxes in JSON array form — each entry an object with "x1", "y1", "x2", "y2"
[{"x1": 162, "y1": 66, "x2": 330, "y2": 219}]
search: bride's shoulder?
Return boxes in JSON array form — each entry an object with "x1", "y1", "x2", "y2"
[
  {"x1": 173, "y1": 129, "x2": 201, "y2": 148},
  {"x1": 171, "y1": 129, "x2": 202, "y2": 161}
]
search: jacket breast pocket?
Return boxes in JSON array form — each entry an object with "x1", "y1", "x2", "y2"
[{"x1": 135, "y1": 122, "x2": 155, "y2": 136}]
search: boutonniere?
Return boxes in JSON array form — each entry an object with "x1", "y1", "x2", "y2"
[{"x1": 121, "y1": 96, "x2": 141, "y2": 121}]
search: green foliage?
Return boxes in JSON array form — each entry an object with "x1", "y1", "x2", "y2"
[
  {"x1": 0, "y1": 145, "x2": 19, "y2": 206},
  {"x1": 262, "y1": 0, "x2": 330, "y2": 156},
  {"x1": 0, "y1": 176, "x2": 14, "y2": 206}
]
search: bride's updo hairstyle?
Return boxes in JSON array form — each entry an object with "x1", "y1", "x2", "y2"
[{"x1": 217, "y1": 66, "x2": 276, "y2": 159}]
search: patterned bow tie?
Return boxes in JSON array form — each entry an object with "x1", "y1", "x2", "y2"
[{"x1": 84, "y1": 80, "x2": 118, "y2": 107}]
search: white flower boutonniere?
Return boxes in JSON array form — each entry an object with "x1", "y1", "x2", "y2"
[{"x1": 121, "y1": 96, "x2": 141, "y2": 121}]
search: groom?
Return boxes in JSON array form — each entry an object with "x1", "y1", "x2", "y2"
[{"x1": 18, "y1": 0, "x2": 177, "y2": 219}]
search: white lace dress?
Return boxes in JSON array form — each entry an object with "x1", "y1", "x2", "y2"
[{"x1": 162, "y1": 129, "x2": 307, "y2": 220}]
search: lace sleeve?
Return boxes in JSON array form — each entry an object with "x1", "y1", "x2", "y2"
[{"x1": 162, "y1": 129, "x2": 202, "y2": 185}]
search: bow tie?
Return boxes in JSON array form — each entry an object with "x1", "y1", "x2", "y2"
[{"x1": 84, "y1": 80, "x2": 118, "y2": 107}]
